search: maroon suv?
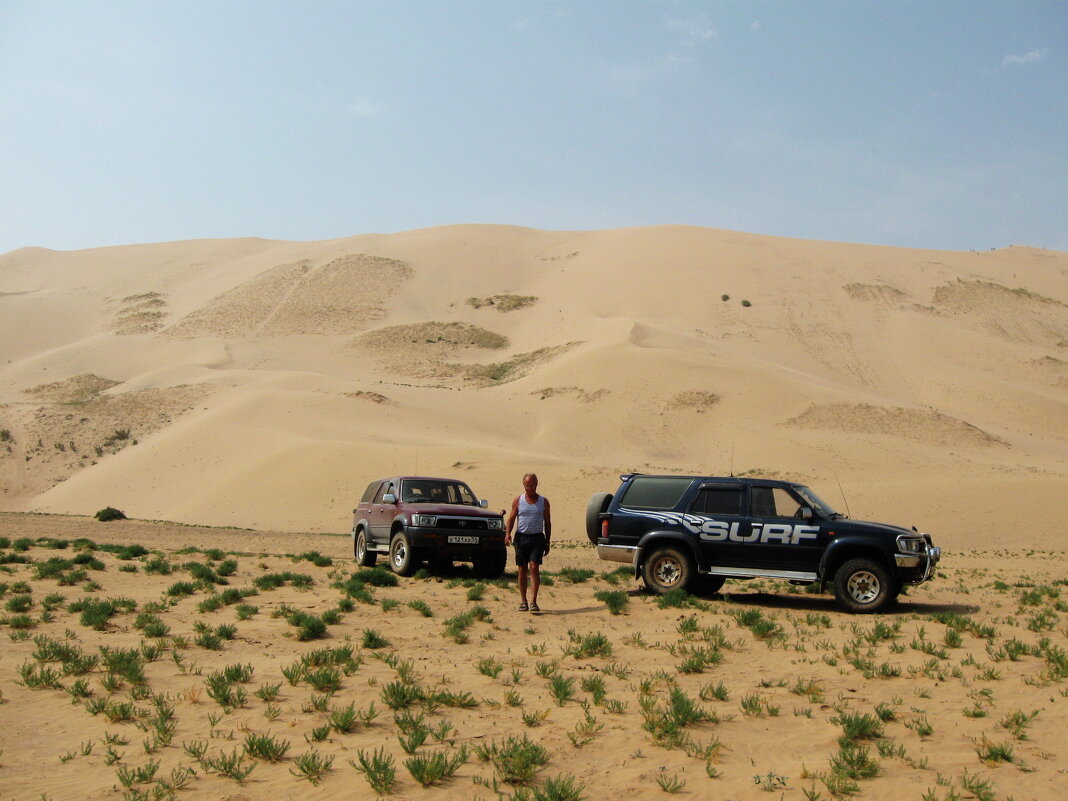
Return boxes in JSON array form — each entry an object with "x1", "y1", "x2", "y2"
[{"x1": 352, "y1": 476, "x2": 507, "y2": 577}]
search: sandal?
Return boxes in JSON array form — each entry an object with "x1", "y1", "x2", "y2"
[
  {"x1": 530, "y1": 602, "x2": 540, "y2": 612},
  {"x1": 517, "y1": 601, "x2": 528, "y2": 612}
]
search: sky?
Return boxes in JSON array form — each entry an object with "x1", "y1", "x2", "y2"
[{"x1": 1, "y1": 1, "x2": 1066, "y2": 255}]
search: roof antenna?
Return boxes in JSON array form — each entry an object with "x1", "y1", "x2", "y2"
[
  {"x1": 730, "y1": 441, "x2": 735, "y2": 477},
  {"x1": 833, "y1": 472, "x2": 852, "y2": 518}
]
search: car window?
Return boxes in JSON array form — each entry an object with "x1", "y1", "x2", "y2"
[
  {"x1": 401, "y1": 480, "x2": 477, "y2": 505},
  {"x1": 374, "y1": 482, "x2": 394, "y2": 503},
  {"x1": 689, "y1": 487, "x2": 743, "y2": 515},
  {"x1": 751, "y1": 486, "x2": 804, "y2": 518},
  {"x1": 619, "y1": 477, "x2": 693, "y2": 510},
  {"x1": 360, "y1": 481, "x2": 381, "y2": 504}
]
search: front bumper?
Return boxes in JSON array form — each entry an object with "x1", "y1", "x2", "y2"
[{"x1": 895, "y1": 541, "x2": 941, "y2": 583}]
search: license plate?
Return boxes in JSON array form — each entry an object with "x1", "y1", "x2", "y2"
[{"x1": 447, "y1": 535, "x2": 479, "y2": 544}]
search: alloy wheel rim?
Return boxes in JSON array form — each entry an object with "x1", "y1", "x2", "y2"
[
  {"x1": 847, "y1": 571, "x2": 880, "y2": 603},
  {"x1": 655, "y1": 558, "x2": 682, "y2": 586}
]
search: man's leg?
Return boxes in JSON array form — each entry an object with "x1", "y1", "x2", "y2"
[
  {"x1": 518, "y1": 564, "x2": 528, "y2": 604},
  {"x1": 529, "y1": 563, "x2": 540, "y2": 605}
]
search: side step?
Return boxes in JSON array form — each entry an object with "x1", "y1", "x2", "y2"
[{"x1": 702, "y1": 566, "x2": 818, "y2": 582}]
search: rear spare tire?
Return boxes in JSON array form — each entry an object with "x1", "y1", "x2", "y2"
[{"x1": 585, "y1": 492, "x2": 613, "y2": 544}]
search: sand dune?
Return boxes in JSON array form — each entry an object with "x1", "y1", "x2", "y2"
[
  {"x1": 1, "y1": 225, "x2": 1067, "y2": 801},
  {"x1": 0, "y1": 224, "x2": 1066, "y2": 544}
]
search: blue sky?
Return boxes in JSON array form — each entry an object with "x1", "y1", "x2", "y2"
[{"x1": 1, "y1": 1, "x2": 1065, "y2": 255}]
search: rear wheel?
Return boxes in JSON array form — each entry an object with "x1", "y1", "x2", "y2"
[
  {"x1": 641, "y1": 546, "x2": 695, "y2": 594},
  {"x1": 354, "y1": 528, "x2": 376, "y2": 567},
  {"x1": 834, "y1": 558, "x2": 892, "y2": 613},
  {"x1": 694, "y1": 574, "x2": 726, "y2": 596},
  {"x1": 389, "y1": 531, "x2": 417, "y2": 577}
]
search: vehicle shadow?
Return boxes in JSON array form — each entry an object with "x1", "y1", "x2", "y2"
[{"x1": 700, "y1": 591, "x2": 981, "y2": 617}]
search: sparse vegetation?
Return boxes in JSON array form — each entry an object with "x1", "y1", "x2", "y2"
[{"x1": 0, "y1": 523, "x2": 1063, "y2": 801}]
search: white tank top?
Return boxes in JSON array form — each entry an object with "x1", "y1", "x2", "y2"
[{"x1": 517, "y1": 494, "x2": 545, "y2": 535}]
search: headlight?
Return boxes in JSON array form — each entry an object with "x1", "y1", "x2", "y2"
[
  {"x1": 896, "y1": 534, "x2": 926, "y2": 554},
  {"x1": 410, "y1": 514, "x2": 436, "y2": 527},
  {"x1": 487, "y1": 518, "x2": 504, "y2": 530}
]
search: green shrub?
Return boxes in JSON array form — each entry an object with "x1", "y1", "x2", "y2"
[
  {"x1": 95, "y1": 507, "x2": 127, "y2": 522},
  {"x1": 593, "y1": 589, "x2": 629, "y2": 615}
]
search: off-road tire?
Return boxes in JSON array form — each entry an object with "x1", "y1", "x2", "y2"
[
  {"x1": 694, "y1": 574, "x2": 726, "y2": 596},
  {"x1": 354, "y1": 528, "x2": 377, "y2": 567},
  {"x1": 834, "y1": 558, "x2": 892, "y2": 613},
  {"x1": 389, "y1": 531, "x2": 417, "y2": 577},
  {"x1": 641, "y1": 546, "x2": 695, "y2": 594},
  {"x1": 585, "y1": 492, "x2": 613, "y2": 544},
  {"x1": 473, "y1": 549, "x2": 507, "y2": 579}
]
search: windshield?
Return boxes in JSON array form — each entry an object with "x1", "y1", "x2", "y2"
[
  {"x1": 793, "y1": 485, "x2": 844, "y2": 518},
  {"x1": 401, "y1": 479, "x2": 478, "y2": 506}
]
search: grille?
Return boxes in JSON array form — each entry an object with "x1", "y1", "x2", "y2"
[{"x1": 436, "y1": 517, "x2": 489, "y2": 530}]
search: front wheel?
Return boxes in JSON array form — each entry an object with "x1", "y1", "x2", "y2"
[
  {"x1": 474, "y1": 550, "x2": 506, "y2": 579},
  {"x1": 641, "y1": 546, "x2": 695, "y2": 594},
  {"x1": 354, "y1": 529, "x2": 377, "y2": 567},
  {"x1": 389, "y1": 531, "x2": 417, "y2": 577},
  {"x1": 834, "y1": 558, "x2": 892, "y2": 613}
]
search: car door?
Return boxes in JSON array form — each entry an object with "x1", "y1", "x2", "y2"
[
  {"x1": 687, "y1": 484, "x2": 748, "y2": 567},
  {"x1": 368, "y1": 480, "x2": 397, "y2": 547},
  {"x1": 746, "y1": 484, "x2": 823, "y2": 572}
]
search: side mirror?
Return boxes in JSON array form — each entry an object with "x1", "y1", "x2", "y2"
[
  {"x1": 382, "y1": 493, "x2": 397, "y2": 504},
  {"x1": 799, "y1": 507, "x2": 813, "y2": 520},
  {"x1": 478, "y1": 499, "x2": 488, "y2": 508}
]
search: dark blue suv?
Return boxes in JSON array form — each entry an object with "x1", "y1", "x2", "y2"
[{"x1": 588, "y1": 474, "x2": 940, "y2": 613}]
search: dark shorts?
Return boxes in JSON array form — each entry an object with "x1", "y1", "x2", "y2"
[{"x1": 514, "y1": 533, "x2": 546, "y2": 566}]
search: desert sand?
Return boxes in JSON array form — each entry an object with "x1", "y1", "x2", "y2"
[{"x1": 0, "y1": 225, "x2": 1066, "y2": 799}]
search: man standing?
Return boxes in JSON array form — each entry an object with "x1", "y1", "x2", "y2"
[{"x1": 505, "y1": 473, "x2": 551, "y2": 612}]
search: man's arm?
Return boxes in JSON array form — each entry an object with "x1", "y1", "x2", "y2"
[
  {"x1": 543, "y1": 498, "x2": 551, "y2": 552},
  {"x1": 504, "y1": 496, "x2": 519, "y2": 545}
]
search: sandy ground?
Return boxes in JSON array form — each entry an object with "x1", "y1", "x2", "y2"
[
  {"x1": 0, "y1": 512, "x2": 1066, "y2": 801},
  {"x1": 1, "y1": 224, "x2": 1067, "y2": 798}
]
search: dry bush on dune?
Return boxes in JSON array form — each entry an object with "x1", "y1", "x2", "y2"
[
  {"x1": 786, "y1": 402, "x2": 1007, "y2": 447},
  {"x1": 109, "y1": 292, "x2": 170, "y2": 335},
  {"x1": 5, "y1": 382, "x2": 212, "y2": 496},
  {"x1": 843, "y1": 283, "x2": 909, "y2": 305},
  {"x1": 465, "y1": 294, "x2": 538, "y2": 312},
  {"x1": 357, "y1": 321, "x2": 508, "y2": 352},
  {"x1": 532, "y1": 386, "x2": 608, "y2": 403},
  {"x1": 168, "y1": 254, "x2": 412, "y2": 337},
  {"x1": 933, "y1": 279, "x2": 1066, "y2": 313},
  {"x1": 931, "y1": 279, "x2": 1068, "y2": 346},
  {"x1": 24, "y1": 374, "x2": 120, "y2": 405},
  {"x1": 444, "y1": 343, "x2": 581, "y2": 387},
  {"x1": 344, "y1": 391, "x2": 392, "y2": 404},
  {"x1": 666, "y1": 391, "x2": 720, "y2": 412}
]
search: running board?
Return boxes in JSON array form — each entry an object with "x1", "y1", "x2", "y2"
[{"x1": 703, "y1": 566, "x2": 818, "y2": 582}]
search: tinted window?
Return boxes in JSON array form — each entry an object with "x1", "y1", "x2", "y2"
[
  {"x1": 619, "y1": 477, "x2": 693, "y2": 510},
  {"x1": 360, "y1": 481, "x2": 382, "y2": 503},
  {"x1": 401, "y1": 480, "x2": 477, "y2": 505},
  {"x1": 374, "y1": 482, "x2": 395, "y2": 503},
  {"x1": 690, "y1": 487, "x2": 743, "y2": 515}
]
